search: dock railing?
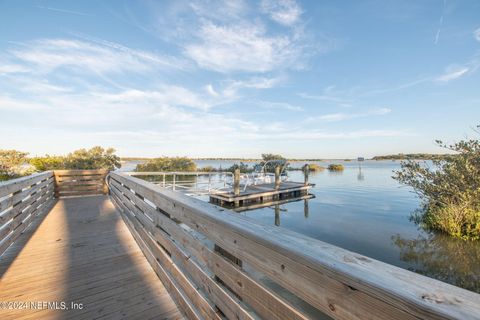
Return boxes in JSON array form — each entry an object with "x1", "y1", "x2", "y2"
[
  {"x1": 124, "y1": 171, "x2": 233, "y2": 193},
  {"x1": 0, "y1": 171, "x2": 55, "y2": 255},
  {"x1": 108, "y1": 171, "x2": 480, "y2": 320}
]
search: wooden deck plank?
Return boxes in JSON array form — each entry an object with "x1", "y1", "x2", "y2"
[
  {"x1": 209, "y1": 181, "x2": 313, "y2": 204},
  {"x1": 0, "y1": 195, "x2": 183, "y2": 320}
]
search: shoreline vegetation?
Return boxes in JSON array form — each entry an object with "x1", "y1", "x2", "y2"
[
  {"x1": 122, "y1": 153, "x2": 451, "y2": 162},
  {"x1": 372, "y1": 153, "x2": 452, "y2": 160},
  {"x1": 393, "y1": 131, "x2": 480, "y2": 241},
  {"x1": 0, "y1": 146, "x2": 120, "y2": 181}
]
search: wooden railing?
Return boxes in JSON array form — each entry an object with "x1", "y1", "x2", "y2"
[
  {"x1": 54, "y1": 169, "x2": 108, "y2": 197},
  {"x1": 108, "y1": 172, "x2": 480, "y2": 320},
  {"x1": 0, "y1": 172, "x2": 55, "y2": 255}
]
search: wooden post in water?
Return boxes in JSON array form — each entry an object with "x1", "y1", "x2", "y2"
[
  {"x1": 303, "y1": 164, "x2": 309, "y2": 186},
  {"x1": 233, "y1": 168, "x2": 240, "y2": 196},
  {"x1": 275, "y1": 165, "x2": 281, "y2": 190},
  {"x1": 274, "y1": 204, "x2": 280, "y2": 226}
]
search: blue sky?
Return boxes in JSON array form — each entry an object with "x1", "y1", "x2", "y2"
[{"x1": 1, "y1": 0, "x2": 479, "y2": 158}]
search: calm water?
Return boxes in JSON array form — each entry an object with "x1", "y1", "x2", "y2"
[{"x1": 121, "y1": 159, "x2": 480, "y2": 293}]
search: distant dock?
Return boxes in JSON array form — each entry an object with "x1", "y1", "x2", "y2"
[{"x1": 209, "y1": 181, "x2": 314, "y2": 207}]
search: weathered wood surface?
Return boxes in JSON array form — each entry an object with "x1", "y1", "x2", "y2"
[
  {"x1": 0, "y1": 172, "x2": 55, "y2": 256},
  {"x1": 109, "y1": 172, "x2": 480, "y2": 320},
  {"x1": 0, "y1": 195, "x2": 183, "y2": 320},
  {"x1": 54, "y1": 169, "x2": 108, "y2": 197},
  {"x1": 210, "y1": 181, "x2": 312, "y2": 203}
]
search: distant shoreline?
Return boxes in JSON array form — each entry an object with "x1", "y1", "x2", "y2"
[{"x1": 121, "y1": 154, "x2": 451, "y2": 162}]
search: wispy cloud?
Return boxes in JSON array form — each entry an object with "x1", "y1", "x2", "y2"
[
  {"x1": 474, "y1": 28, "x2": 480, "y2": 42},
  {"x1": 9, "y1": 38, "x2": 187, "y2": 76},
  {"x1": 184, "y1": 21, "x2": 301, "y2": 73},
  {"x1": 36, "y1": 5, "x2": 93, "y2": 17},
  {"x1": 434, "y1": 0, "x2": 447, "y2": 45},
  {"x1": 436, "y1": 65, "x2": 469, "y2": 81},
  {"x1": 0, "y1": 64, "x2": 30, "y2": 74},
  {"x1": 257, "y1": 101, "x2": 303, "y2": 111},
  {"x1": 261, "y1": 0, "x2": 302, "y2": 26},
  {"x1": 298, "y1": 92, "x2": 350, "y2": 103},
  {"x1": 308, "y1": 107, "x2": 391, "y2": 122}
]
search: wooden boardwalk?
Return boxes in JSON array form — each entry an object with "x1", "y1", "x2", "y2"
[{"x1": 0, "y1": 195, "x2": 183, "y2": 320}]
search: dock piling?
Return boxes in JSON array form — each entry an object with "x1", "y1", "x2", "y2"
[
  {"x1": 303, "y1": 164, "x2": 309, "y2": 186},
  {"x1": 234, "y1": 168, "x2": 240, "y2": 196},
  {"x1": 275, "y1": 165, "x2": 281, "y2": 190}
]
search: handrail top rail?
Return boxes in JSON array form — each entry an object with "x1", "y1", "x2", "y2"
[
  {"x1": 53, "y1": 169, "x2": 110, "y2": 174},
  {"x1": 109, "y1": 171, "x2": 480, "y2": 320},
  {"x1": 123, "y1": 171, "x2": 233, "y2": 176},
  {"x1": 0, "y1": 171, "x2": 53, "y2": 187}
]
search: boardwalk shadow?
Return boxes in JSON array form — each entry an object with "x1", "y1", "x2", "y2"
[
  {"x1": 59, "y1": 195, "x2": 182, "y2": 319},
  {"x1": 0, "y1": 195, "x2": 182, "y2": 320},
  {"x1": 0, "y1": 199, "x2": 56, "y2": 278}
]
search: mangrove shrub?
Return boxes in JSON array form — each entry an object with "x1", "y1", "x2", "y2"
[
  {"x1": 393, "y1": 137, "x2": 480, "y2": 240},
  {"x1": 327, "y1": 164, "x2": 344, "y2": 171},
  {"x1": 0, "y1": 149, "x2": 30, "y2": 181},
  {"x1": 30, "y1": 146, "x2": 121, "y2": 171},
  {"x1": 135, "y1": 157, "x2": 196, "y2": 172}
]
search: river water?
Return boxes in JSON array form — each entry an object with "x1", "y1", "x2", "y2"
[{"x1": 120, "y1": 159, "x2": 480, "y2": 293}]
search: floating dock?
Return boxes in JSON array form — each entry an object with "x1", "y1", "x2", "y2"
[{"x1": 209, "y1": 181, "x2": 314, "y2": 208}]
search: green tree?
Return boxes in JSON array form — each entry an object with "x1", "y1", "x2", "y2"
[
  {"x1": 260, "y1": 153, "x2": 287, "y2": 173},
  {"x1": 135, "y1": 157, "x2": 196, "y2": 172},
  {"x1": 64, "y1": 146, "x2": 120, "y2": 170},
  {"x1": 30, "y1": 147, "x2": 121, "y2": 171},
  {"x1": 0, "y1": 150, "x2": 29, "y2": 180},
  {"x1": 30, "y1": 155, "x2": 65, "y2": 171},
  {"x1": 393, "y1": 134, "x2": 480, "y2": 240},
  {"x1": 226, "y1": 162, "x2": 252, "y2": 173}
]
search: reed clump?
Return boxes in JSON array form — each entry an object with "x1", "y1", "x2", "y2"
[
  {"x1": 327, "y1": 164, "x2": 344, "y2": 171},
  {"x1": 308, "y1": 164, "x2": 325, "y2": 171}
]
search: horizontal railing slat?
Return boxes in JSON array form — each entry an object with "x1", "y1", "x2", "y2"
[
  {"x1": 0, "y1": 172, "x2": 55, "y2": 256},
  {"x1": 0, "y1": 171, "x2": 52, "y2": 199},
  {"x1": 109, "y1": 172, "x2": 480, "y2": 320},
  {"x1": 54, "y1": 169, "x2": 108, "y2": 197},
  {"x1": 109, "y1": 176, "x2": 307, "y2": 320}
]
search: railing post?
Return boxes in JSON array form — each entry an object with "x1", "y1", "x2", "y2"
[
  {"x1": 303, "y1": 164, "x2": 309, "y2": 186},
  {"x1": 233, "y1": 168, "x2": 240, "y2": 196},
  {"x1": 275, "y1": 165, "x2": 281, "y2": 190},
  {"x1": 173, "y1": 174, "x2": 176, "y2": 191},
  {"x1": 163, "y1": 173, "x2": 165, "y2": 187}
]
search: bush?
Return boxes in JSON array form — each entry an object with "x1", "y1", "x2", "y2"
[
  {"x1": 260, "y1": 153, "x2": 288, "y2": 173},
  {"x1": 327, "y1": 164, "x2": 344, "y2": 171},
  {"x1": 308, "y1": 164, "x2": 325, "y2": 171},
  {"x1": 0, "y1": 150, "x2": 30, "y2": 181},
  {"x1": 393, "y1": 135, "x2": 480, "y2": 240},
  {"x1": 226, "y1": 162, "x2": 252, "y2": 173},
  {"x1": 198, "y1": 166, "x2": 217, "y2": 172},
  {"x1": 30, "y1": 147, "x2": 120, "y2": 171},
  {"x1": 135, "y1": 157, "x2": 196, "y2": 172},
  {"x1": 30, "y1": 156, "x2": 65, "y2": 171}
]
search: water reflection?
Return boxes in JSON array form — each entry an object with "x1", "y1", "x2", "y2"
[
  {"x1": 357, "y1": 167, "x2": 364, "y2": 181},
  {"x1": 275, "y1": 205, "x2": 280, "y2": 226},
  {"x1": 392, "y1": 233, "x2": 480, "y2": 293},
  {"x1": 272, "y1": 199, "x2": 311, "y2": 226},
  {"x1": 304, "y1": 199, "x2": 309, "y2": 218}
]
